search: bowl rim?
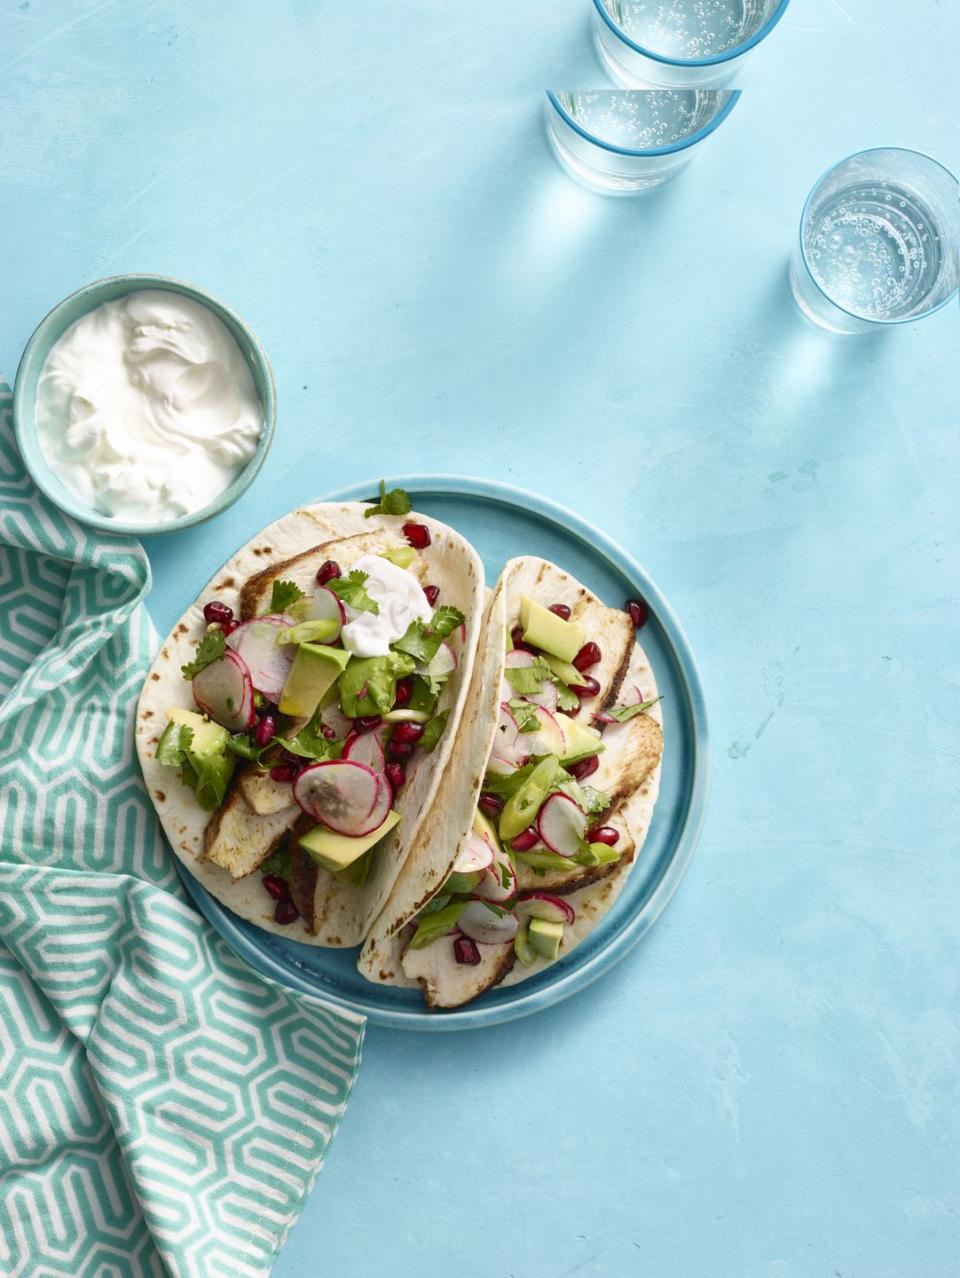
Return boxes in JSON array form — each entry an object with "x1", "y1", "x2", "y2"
[{"x1": 12, "y1": 272, "x2": 277, "y2": 536}]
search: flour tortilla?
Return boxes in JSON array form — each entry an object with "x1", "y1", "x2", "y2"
[
  {"x1": 136, "y1": 501, "x2": 485, "y2": 947},
  {"x1": 357, "y1": 557, "x2": 663, "y2": 1007}
]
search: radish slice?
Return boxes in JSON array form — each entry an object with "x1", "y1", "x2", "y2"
[
  {"x1": 192, "y1": 650, "x2": 254, "y2": 731},
  {"x1": 425, "y1": 642, "x2": 457, "y2": 680},
  {"x1": 293, "y1": 760, "x2": 384, "y2": 835},
  {"x1": 492, "y1": 703, "x2": 520, "y2": 758},
  {"x1": 361, "y1": 773, "x2": 393, "y2": 835},
  {"x1": 486, "y1": 750, "x2": 517, "y2": 777},
  {"x1": 474, "y1": 845, "x2": 517, "y2": 904},
  {"x1": 525, "y1": 679, "x2": 559, "y2": 713},
  {"x1": 321, "y1": 704, "x2": 353, "y2": 740},
  {"x1": 521, "y1": 705, "x2": 567, "y2": 759},
  {"x1": 515, "y1": 891, "x2": 576, "y2": 925},
  {"x1": 504, "y1": 649, "x2": 536, "y2": 669},
  {"x1": 226, "y1": 615, "x2": 295, "y2": 700},
  {"x1": 536, "y1": 792, "x2": 587, "y2": 857},
  {"x1": 452, "y1": 833, "x2": 494, "y2": 875},
  {"x1": 303, "y1": 587, "x2": 346, "y2": 641},
  {"x1": 342, "y1": 730, "x2": 385, "y2": 772},
  {"x1": 457, "y1": 900, "x2": 519, "y2": 945}
]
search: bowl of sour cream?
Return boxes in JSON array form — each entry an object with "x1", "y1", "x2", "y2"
[{"x1": 13, "y1": 274, "x2": 276, "y2": 534}]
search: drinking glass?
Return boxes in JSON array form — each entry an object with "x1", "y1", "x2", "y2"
[
  {"x1": 592, "y1": 0, "x2": 791, "y2": 89},
  {"x1": 544, "y1": 90, "x2": 740, "y2": 194},
  {"x1": 789, "y1": 148, "x2": 960, "y2": 335}
]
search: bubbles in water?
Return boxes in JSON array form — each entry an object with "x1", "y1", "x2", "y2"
[
  {"x1": 605, "y1": 0, "x2": 769, "y2": 59},
  {"x1": 560, "y1": 89, "x2": 732, "y2": 150}
]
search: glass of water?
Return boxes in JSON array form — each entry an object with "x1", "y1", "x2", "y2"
[
  {"x1": 789, "y1": 148, "x2": 960, "y2": 335},
  {"x1": 592, "y1": 0, "x2": 791, "y2": 89},
  {"x1": 544, "y1": 90, "x2": 740, "y2": 194}
]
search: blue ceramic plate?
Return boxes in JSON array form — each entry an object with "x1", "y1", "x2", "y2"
[{"x1": 178, "y1": 476, "x2": 709, "y2": 1030}]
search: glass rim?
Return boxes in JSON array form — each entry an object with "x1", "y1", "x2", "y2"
[
  {"x1": 591, "y1": 0, "x2": 792, "y2": 68},
  {"x1": 798, "y1": 145, "x2": 960, "y2": 328},
  {"x1": 545, "y1": 89, "x2": 741, "y2": 158}
]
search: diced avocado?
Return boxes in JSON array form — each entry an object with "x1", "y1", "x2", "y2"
[
  {"x1": 298, "y1": 809, "x2": 400, "y2": 874},
  {"x1": 544, "y1": 653, "x2": 582, "y2": 686},
  {"x1": 514, "y1": 921, "x2": 537, "y2": 966},
  {"x1": 499, "y1": 755, "x2": 561, "y2": 842},
  {"x1": 444, "y1": 870, "x2": 482, "y2": 895},
  {"x1": 519, "y1": 597, "x2": 585, "y2": 663},
  {"x1": 167, "y1": 706, "x2": 228, "y2": 757},
  {"x1": 279, "y1": 643, "x2": 351, "y2": 717},
  {"x1": 557, "y1": 713, "x2": 604, "y2": 765},
  {"x1": 528, "y1": 916, "x2": 564, "y2": 961},
  {"x1": 379, "y1": 546, "x2": 419, "y2": 569}
]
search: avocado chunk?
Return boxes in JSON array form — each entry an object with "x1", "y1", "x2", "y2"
[
  {"x1": 557, "y1": 713, "x2": 604, "y2": 765},
  {"x1": 279, "y1": 643, "x2": 351, "y2": 717},
  {"x1": 528, "y1": 916, "x2": 564, "y2": 960},
  {"x1": 298, "y1": 809, "x2": 400, "y2": 874},
  {"x1": 167, "y1": 706, "x2": 228, "y2": 757},
  {"x1": 514, "y1": 921, "x2": 537, "y2": 966},
  {"x1": 519, "y1": 597, "x2": 585, "y2": 663}
]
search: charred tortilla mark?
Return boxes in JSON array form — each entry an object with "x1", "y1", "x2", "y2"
[
  {"x1": 155, "y1": 790, "x2": 166, "y2": 802},
  {"x1": 150, "y1": 672, "x2": 160, "y2": 681},
  {"x1": 142, "y1": 710, "x2": 152, "y2": 718},
  {"x1": 176, "y1": 623, "x2": 188, "y2": 635}
]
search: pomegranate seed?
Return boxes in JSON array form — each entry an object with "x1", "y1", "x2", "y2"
[
  {"x1": 255, "y1": 715, "x2": 277, "y2": 747},
  {"x1": 389, "y1": 740, "x2": 415, "y2": 761},
  {"x1": 391, "y1": 721, "x2": 424, "y2": 746},
  {"x1": 568, "y1": 755, "x2": 599, "y2": 781},
  {"x1": 274, "y1": 899, "x2": 299, "y2": 925},
  {"x1": 454, "y1": 935, "x2": 482, "y2": 966},
  {"x1": 203, "y1": 600, "x2": 233, "y2": 626},
  {"x1": 385, "y1": 761, "x2": 406, "y2": 791},
  {"x1": 262, "y1": 874, "x2": 288, "y2": 900},
  {"x1": 221, "y1": 620, "x2": 238, "y2": 636},
  {"x1": 549, "y1": 603, "x2": 571, "y2": 620},
  {"x1": 394, "y1": 677, "x2": 413, "y2": 708},
  {"x1": 402, "y1": 521, "x2": 431, "y2": 549},
  {"x1": 573, "y1": 642, "x2": 602, "y2": 672},
  {"x1": 478, "y1": 793, "x2": 504, "y2": 819},
  {"x1": 572, "y1": 676, "x2": 601, "y2": 699},
  {"x1": 511, "y1": 826, "x2": 540, "y2": 853},
  {"x1": 626, "y1": 598, "x2": 648, "y2": 629},
  {"x1": 510, "y1": 625, "x2": 537, "y2": 654},
  {"x1": 589, "y1": 826, "x2": 620, "y2": 846},
  {"x1": 316, "y1": 560, "x2": 340, "y2": 586},
  {"x1": 353, "y1": 715, "x2": 382, "y2": 735},
  {"x1": 320, "y1": 723, "x2": 337, "y2": 740},
  {"x1": 423, "y1": 584, "x2": 441, "y2": 607},
  {"x1": 270, "y1": 763, "x2": 296, "y2": 784}
]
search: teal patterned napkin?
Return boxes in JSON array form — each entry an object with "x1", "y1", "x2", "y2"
[{"x1": 0, "y1": 383, "x2": 365, "y2": 1278}]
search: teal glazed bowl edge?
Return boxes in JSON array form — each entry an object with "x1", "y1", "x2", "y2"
[{"x1": 12, "y1": 273, "x2": 277, "y2": 536}]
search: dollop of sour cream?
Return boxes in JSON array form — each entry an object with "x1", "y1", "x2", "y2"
[
  {"x1": 341, "y1": 554, "x2": 432, "y2": 658},
  {"x1": 35, "y1": 289, "x2": 263, "y2": 522}
]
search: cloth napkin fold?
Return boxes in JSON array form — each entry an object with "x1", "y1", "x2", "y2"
[{"x1": 0, "y1": 382, "x2": 365, "y2": 1278}]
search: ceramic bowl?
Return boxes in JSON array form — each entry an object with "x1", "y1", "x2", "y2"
[{"x1": 12, "y1": 273, "x2": 276, "y2": 536}]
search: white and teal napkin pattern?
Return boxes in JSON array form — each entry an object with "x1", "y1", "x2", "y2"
[{"x1": 0, "y1": 383, "x2": 365, "y2": 1278}]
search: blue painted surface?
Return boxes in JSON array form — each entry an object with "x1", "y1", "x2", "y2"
[{"x1": 1, "y1": 3, "x2": 957, "y2": 1275}]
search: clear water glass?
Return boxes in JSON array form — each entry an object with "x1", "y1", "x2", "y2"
[
  {"x1": 544, "y1": 90, "x2": 740, "y2": 194},
  {"x1": 592, "y1": 0, "x2": 791, "y2": 89},
  {"x1": 789, "y1": 148, "x2": 960, "y2": 335}
]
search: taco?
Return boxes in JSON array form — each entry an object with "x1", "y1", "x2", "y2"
[
  {"x1": 358, "y1": 556, "x2": 663, "y2": 1008},
  {"x1": 136, "y1": 494, "x2": 485, "y2": 948}
]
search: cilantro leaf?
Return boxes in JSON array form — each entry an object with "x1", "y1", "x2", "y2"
[
  {"x1": 156, "y1": 719, "x2": 234, "y2": 809},
  {"x1": 431, "y1": 605, "x2": 465, "y2": 639},
  {"x1": 392, "y1": 605, "x2": 464, "y2": 666},
  {"x1": 419, "y1": 709, "x2": 450, "y2": 754},
  {"x1": 328, "y1": 570, "x2": 379, "y2": 615},
  {"x1": 270, "y1": 579, "x2": 306, "y2": 614},
  {"x1": 604, "y1": 696, "x2": 662, "y2": 724},
  {"x1": 555, "y1": 682, "x2": 580, "y2": 713},
  {"x1": 261, "y1": 845, "x2": 291, "y2": 879},
  {"x1": 508, "y1": 699, "x2": 541, "y2": 734},
  {"x1": 275, "y1": 705, "x2": 345, "y2": 761},
  {"x1": 561, "y1": 782, "x2": 610, "y2": 816},
  {"x1": 339, "y1": 652, "x2": 416, "y2": 717},
  {"x1": 180, "y1": 629, "x2": 226, "y2": 680},
  {"x1": 364, "y1": 480, "x2": 413, "y2": 519},
  {"x1": 504, "y1": 657, "x2": 554, "y2": 697},
  {"x1": 407, "y1": 675, "x2": 439, "y2": 715}
]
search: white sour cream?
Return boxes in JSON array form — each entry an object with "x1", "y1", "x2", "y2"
[
  {"x1": 35, "y1": 289, "x2": 263, "y2": 522},
  {"x1": 341, "y1": 554, "x2": 432, "y2": 658}
]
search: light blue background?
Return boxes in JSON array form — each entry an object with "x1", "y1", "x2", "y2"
[{"x1": 2, "y1": 2, "x2": 957, "y2": 1275}]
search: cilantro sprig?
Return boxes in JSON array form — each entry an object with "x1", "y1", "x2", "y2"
[
  {"x1": 328, "y1": 570, "x2": 379, "y2": 615},
  {"x1": 270, "y1": 579, "x2": 306, "y2": 614},
  {"x1": 391, "y1": 605, "x2": 465, "y2": 666},
  {"x1": 181, "y1": 629, "x2": 226, "y2": 680},
  {"x1": 364, "y1": 480, "x2": 413, "y2": 519},
  {"x1": 603, "y1": 697, "x2": 662, "y2": 724}
]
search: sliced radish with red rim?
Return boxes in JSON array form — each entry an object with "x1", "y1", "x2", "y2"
[
  {"x1": 226, "y1": 615, "x2": 295, "y2": 700},
  {"x1": 293, "y1": 760, "x2": 388, "y2": 836},
  {"x1": 302, "y1": 586, "x2": 346, "y2": 641},
  {"x1": 342, "y1": 730, "x2": 385, "y2": 772},
  {"x1": 457, "y1": 900, "x2": 519, "y2": 945},
  {"x1": 486, "y1": 750, "x2": 517, "y2": 777},
  {"x1": 515, "y1": 892, "x2": 575, "y2": 925},
  {"x1": 452, "y1": 833, "x2": 494, "y2": 875},
  {"x1": 537, "y1": 791, "x2": 587, "y2": 858},
  {"x1": 474, "y1": 844, "x2": 517, "y2": 904},
  {"x1": 521, "y1": 705, "x2": 567, "y2": 759},
  {"x1": 504, "y1": 649, "x2": 536, "y2": 669},
  {"x1": 192, "y1": 650, "x2": 254, "y2": 731}
]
